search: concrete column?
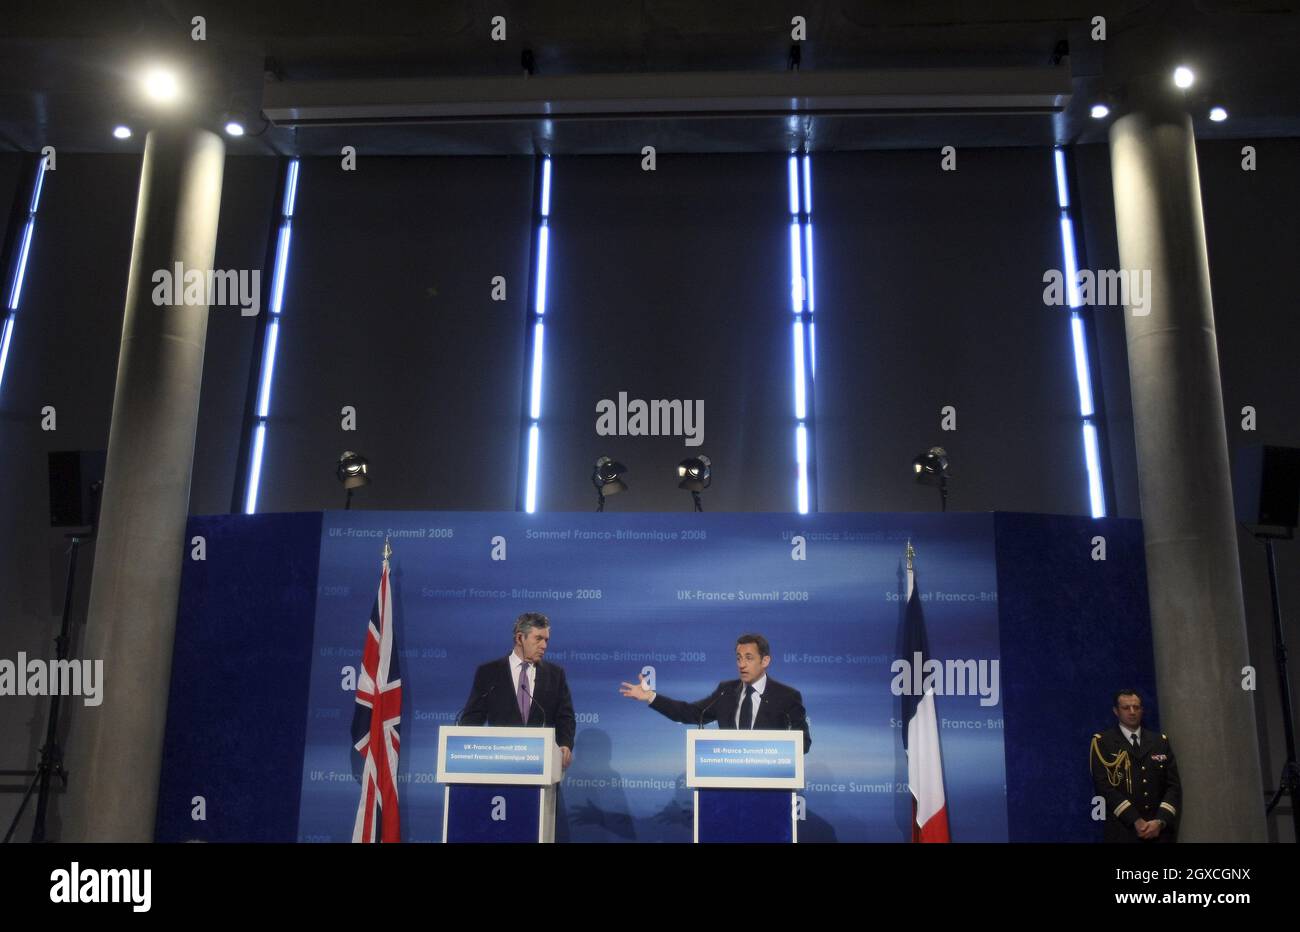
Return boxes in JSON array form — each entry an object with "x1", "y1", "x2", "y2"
[
  {"x1": 64, "y1": 126, "x2": 224, "y2": 841},
  {"x1": 1109, "y1": 98, "x2": 1266, "y2": 841}
]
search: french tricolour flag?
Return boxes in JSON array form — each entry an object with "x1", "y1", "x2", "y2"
[
  {"x1": 902, "y1": 558, "x2": 950, "y2": 843},
  {"x1": 351, "y1": 551, "x2": 402, "y2": 842}
]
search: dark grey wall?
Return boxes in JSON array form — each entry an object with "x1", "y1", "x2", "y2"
[
  {"x1": 252, "y1": 156, "x2": 532, "y2": 513},
  {"x1": 814, "y1": 147, "x2": 1088, "y2": 514},
  {"x1": 544, "y1": 154, "x2": 791, "y2": 513}
]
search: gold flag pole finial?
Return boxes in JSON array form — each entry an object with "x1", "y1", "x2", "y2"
[
  {"x1": 383, "y1": 536, "x2": 392, "y2": 563},
  {"x1": 906, "y1": 538, "x2": 915, "y2": 571}
]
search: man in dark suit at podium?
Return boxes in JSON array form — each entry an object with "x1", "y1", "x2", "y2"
[
  {"x1": 461, "y1": 612, "x2": 576, "y2": 770},
  {"x1": 620, "y1": 633, "x2": 811, "y2": 753}
]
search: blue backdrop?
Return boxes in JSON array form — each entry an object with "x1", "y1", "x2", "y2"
[{"x1": 157, "y1": 510, "x2": 1156, "y2": 843}]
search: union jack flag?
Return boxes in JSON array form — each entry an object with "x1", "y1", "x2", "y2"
[{"x1": 351, "y1": 549, "x2": 402, "y2": 842}]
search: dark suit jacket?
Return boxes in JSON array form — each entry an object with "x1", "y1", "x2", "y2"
[
  {"x1": 649, "y1": 677, "x2": 812, "y2": 754},
  {"x1": 460, "y1": 656, "x2": 577, "y2": 749},
  {"x1": 1089, "y1": 725, "x2": 1181, "y2": 843}
]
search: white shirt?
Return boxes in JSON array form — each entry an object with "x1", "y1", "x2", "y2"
[
  {"x1": 1119, "y1": 723, "x2": 1142, "y2": 746},
  {"x1": 508, "y1": 651, "x2": 536, "y2": 701},
  {"x1": 735, "y1": 675, "x2": 768, "y2": 728}
]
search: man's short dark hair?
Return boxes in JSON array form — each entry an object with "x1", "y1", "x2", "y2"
[
  {"x1": 514, "y1": 612, "x2": 550, "y2": 639},
  {"x1": 1114, "y1": 689, "x2": 1142, "y2": 707},
  {"x1": 737, "y1": 633, "x2": 770, "y2": 658}
]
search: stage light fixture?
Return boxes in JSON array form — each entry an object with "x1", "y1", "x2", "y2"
[
  {"x1": 113, "y1": 125, "x2": 133, "y2": 139},
  {"x1": 912, "y1": 447, "x2": 950, "y2": 512},
  {"x1": 592, "y1": 456, "x2": 628, "y2": 511},
  {"x1": 677, "y1": 455, "x2": 712, "y2": 512},
  {"x1": 1090, "y1": 103, "x2": 1110, "y2": 119},
  {"x1": 224, "y1": 120, "x2": 246, "y2": 136},
  {"x1": 336, "y1": 450, "x2": 370, "y2": 509},
  {"x1": 141, "y1": 66, "x2": 182, "y2": 105},
  {"x1": 1209, "y1": 106, "x2": 1228, "y2": 122},
  {"x1": 1173, "y1": 66, "x2": 1194, "y2": 89}
]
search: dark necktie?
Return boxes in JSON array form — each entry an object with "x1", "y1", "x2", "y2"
[
  {"x1": 517, "y1": 664, "x2": 531, "y2": 724},
  {"x1": 739, "y1": 684, "x2": 755, "y2": 730},
  {"x1": 1130, "y1": 733, "x2": 1139, "y2": 751}
]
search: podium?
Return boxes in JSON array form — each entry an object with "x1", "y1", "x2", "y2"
[
  {"x1": 686, "y1": 728, "x2": 805, "y2": 843},
  {"x1": 437, "y1": 726, "x2": 564, "y2": 843}
]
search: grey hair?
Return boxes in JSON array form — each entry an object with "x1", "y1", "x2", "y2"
[{"x1": 513, "y1": 611, "x2": 550, "y2": 640}]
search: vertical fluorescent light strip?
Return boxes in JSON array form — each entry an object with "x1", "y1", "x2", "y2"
[
  {"x1": 1053, "y1": 149, "x2": 1069, "y2": 208},
  {"x1": 540, "y1": 158, "x2": 552, "y2": 217},
  {"x1": 0, "y1": 156, "x2": 49, "y2": 395},
  {"x1": 523, "y1": 156, "x2": 552, "y2": 514},
  {"x1": 802, "y1": 155, "x2": 812, "y2": 215},
  {"x1": 244, "y1": 423, "x2": 267, "y2": 515},
  {"x1": 796, "y1": 424, "x2": 810, "y2": 515},
  {"x1": 525, "y1": 423, "x2": 539, "y2": 514},
  {"x1": 529, "y1": 323, "x2": 544, "y2": 419},
  {"x1": 0, "y1": 318, "x2": 14, "y2": 388},
  {"x1": 789, "y1": 222, "x2": 802, "y2": 311},
  {"x1": 788, "y1": 151, "x2": 816, "y2": 514},
  {"x1": 1083, "y1": 422, "x2": 1104, "y2": 518},
  {"x1": 1071, "y1": 314, "x2": 1095, "y2": 417},
  {"x1": 255, "y1": 320, "x2": 280, "y2": 417},
  {"x1": 793, "y1": 321, "x2": 806, "y2": 419},
  {"x1": 536, "y1": 224, "x2": 549, "y2": 315},
  {"x1": 1054, "y1": 147, "x2": 1106, "y2": 517},
  {"x1": 245, "y1": 158, "x2": 300, "y2": 514},
  {"x1": 803, "y1": 223, "x2": 815, "y2": 314}
]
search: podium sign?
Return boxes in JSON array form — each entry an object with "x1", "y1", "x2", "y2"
[
  {"x1": 685, "y1": 729, "x2": 805, "y2": 789},
  {"x1": 684, "y1": 729, "x2": 804, "y2": 843},
  {"x1": 437, "y1": 726, "x2": 563, "y2": 842},
  {"x1": 436, "y1": 726, "x2": 563, "y2": 785}
]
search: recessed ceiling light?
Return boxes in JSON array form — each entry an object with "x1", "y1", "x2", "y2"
[
  {"x1": 1090, "y1": 103, "x2": 1110, "y2": 119},
  {"x1": 113, "y1": 125, "x2": 132, "y2": 139},
  {"x1": 1209, "y1": 106, "x2": 1228, "y2": 122},
  {"x1": 224, "y1": 121, "x2": 246, "y2": 136},
  {"x1": 1173, "y1": 66, "x2": 1195, "y2": 89}
]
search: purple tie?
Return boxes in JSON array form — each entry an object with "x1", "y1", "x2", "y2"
[{"x1": 518, "y1": 664, "x2": 531, "y2": 724}]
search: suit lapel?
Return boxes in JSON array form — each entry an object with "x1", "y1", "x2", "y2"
[{"x1": 501, "y1": 658, "x2": 523, "y2": 725}]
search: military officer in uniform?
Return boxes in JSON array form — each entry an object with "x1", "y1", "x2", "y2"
[{"x1": 1090, "y1": 688, "x2": 1181, "y2": 842}]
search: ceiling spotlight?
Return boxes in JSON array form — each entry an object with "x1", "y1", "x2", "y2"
[
  {"x1": 336, "y1": 450, "x2": 370, "y2": 509},
  {"x1": 141, "y1": 66, "x2": 182, "y2": 104},
  {"x1": 1173, "y1": 66, "x2": 1194, "y2": 89},
  {"x1": 592, "y1": 456, "x2": 628, "y2": 511},
  {"x1": 1209, "y1": 106, "x2": 1228, "y2": 123},
  {"x1": 224, "y1": 121, "x2": 246, "y2": 136},
  {"x1": 911, "y1": 446, "x2": 951, "y2": 512},
  {"x1": 677, "y1": 455, "x2": 712, "y2": 512},
  {"x1": 112, "y1": 125, "x2": 132, "y2": 140},
  {"x1": 1090, "y1": 103, "x2": 1110, "y2": 119}
]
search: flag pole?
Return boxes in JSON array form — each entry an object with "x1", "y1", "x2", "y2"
[
  {"x1": 382, "y1": 536, "x2": 392, "y2": 565},
  {"x1": 906, "y1": 539, "x2": 915, "y2": 571}
]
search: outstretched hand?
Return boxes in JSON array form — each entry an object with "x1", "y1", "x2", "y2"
[{"x1": 619, "y1": 674, "x2": 655, "y2": 702}]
